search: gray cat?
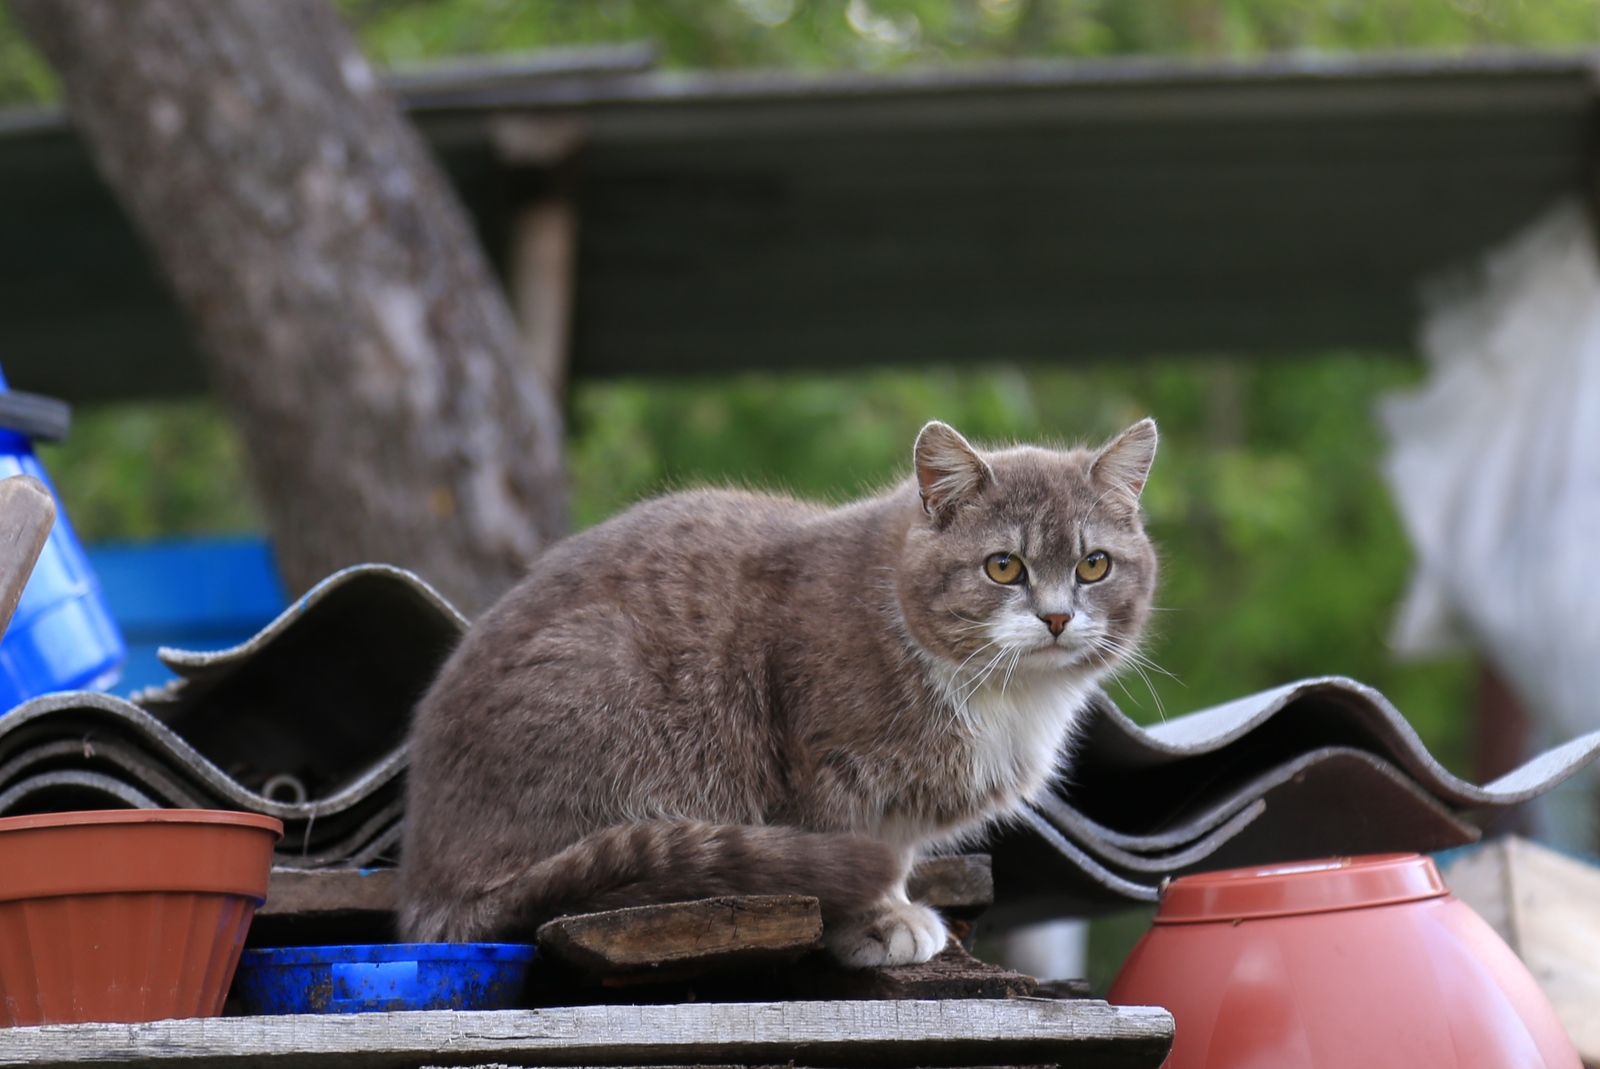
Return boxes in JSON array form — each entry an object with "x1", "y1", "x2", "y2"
[{"x1": 400, "y1": 419, "x2": 1158, "y2": 966}]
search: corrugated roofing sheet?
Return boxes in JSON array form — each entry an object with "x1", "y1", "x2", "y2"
[{"x1": 0, "y1": 563, "x2": 1592, "y2": 914}]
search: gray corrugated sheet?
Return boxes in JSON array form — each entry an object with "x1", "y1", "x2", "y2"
[
  {"x1": 0, "y1": 563, "x2": 1594, "y2": 914},
  {"x1": 0, "y1": 565, "x2": 461, "y2": 867}
]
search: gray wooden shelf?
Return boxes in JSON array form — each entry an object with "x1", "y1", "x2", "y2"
[{"x1": 0, "y1": 999, "x2": 1173, "y2": 1069}]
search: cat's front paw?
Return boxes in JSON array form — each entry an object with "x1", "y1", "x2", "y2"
[{"x1": 825, "y1": 898, "x2": 948, "y2": 968}]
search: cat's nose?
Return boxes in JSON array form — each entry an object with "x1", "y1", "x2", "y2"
[{"x1": 1040, "y1": 612, "x2": 1073, "y2": 637}]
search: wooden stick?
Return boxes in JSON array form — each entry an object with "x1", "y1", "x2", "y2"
[{"x1": 0, "y1": 475, "x2": 54, "y2": 639}]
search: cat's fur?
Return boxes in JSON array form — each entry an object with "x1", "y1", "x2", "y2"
[{"x1": 399, "y1": 419, "x2": 1158, "y2": 966}]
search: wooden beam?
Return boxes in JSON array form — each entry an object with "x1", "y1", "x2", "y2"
[
  {"x1": 498, "y1": 114, "x2": 585, "y2": 400},
  {"x1": 0, "y1": 1000, "x2": 1174, "y2": 1069},
  {"x1": 511, "y1": 196, "x2": 579, "y2": 398}
]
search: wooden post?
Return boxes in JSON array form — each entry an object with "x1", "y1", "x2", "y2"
[
  {"x1": 511, "y1": 198, "x2": 579, "y2": 398},
  {"x1": 496, "y1": 115, "x2": 585, "y2": 400}
]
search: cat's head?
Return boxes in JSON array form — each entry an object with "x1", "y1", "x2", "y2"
[{"x1": 896, "y1": 420, "x2": 1158, "y2": 690}]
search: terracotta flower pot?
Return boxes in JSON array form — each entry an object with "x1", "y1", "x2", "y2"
[
  {"x1": 0, "y1": 809, "x2": 282, "y2": 1026},
  {"x1": 1109, "y1": 853, "x2": 1580, "y2": 1068}
]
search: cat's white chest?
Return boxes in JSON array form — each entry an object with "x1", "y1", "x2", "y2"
[{"x1": 960, "y1": 674, "x2": 1090, "y2": 802}]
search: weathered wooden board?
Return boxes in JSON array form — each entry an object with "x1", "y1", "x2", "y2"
[
  {"x1": 260, "y1": 869, "x2": 399, "y2": 916},
  {"x1": 0, "y1": 1000, "x2": 1174, "y2": 1069},
  {"x1": 537, "y1": 895, "x2": 823, "y2": 976}
]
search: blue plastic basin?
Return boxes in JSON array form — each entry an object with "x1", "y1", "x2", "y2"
[{"x1": 233, "y1": 943, "x2": 537, "y2": 1014}]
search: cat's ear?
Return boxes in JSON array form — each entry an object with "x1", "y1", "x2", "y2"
[
  {"x1": 1091, "y1": 418, "x2": 1158, "y2": 501},
  {"x1": 914, "y1": 421, "x2": 993, "y2": 519}
]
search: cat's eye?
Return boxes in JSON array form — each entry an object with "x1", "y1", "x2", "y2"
[
  {"x1": 1076, "y1": 551, "x2": 1111, "y2": 583},
  {"x1": 984, "y1": 553, "x2": 1026, "y2": 585}
]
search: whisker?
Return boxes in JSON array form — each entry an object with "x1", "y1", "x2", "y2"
[
  {"x1": 1098, "y1": 635, "x2": 1182, "y2": 683},
  {"x1": 1000, "y1": 647, "x2": 1025, "y2": 697},
  {"x1": 965, "y1": 646, "x2": 1011, "y2": 697}
]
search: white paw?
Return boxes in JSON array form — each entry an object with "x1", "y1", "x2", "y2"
[{"x1": 826, "y1": 899, "x2": 948, "y2": 968}]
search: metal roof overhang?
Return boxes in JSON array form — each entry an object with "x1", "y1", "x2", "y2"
[{"x1": 1, "y1": 48, "x2": 1596, "y2": 403}]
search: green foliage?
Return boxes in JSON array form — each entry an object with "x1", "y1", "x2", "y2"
[
  {"x1": 0, "y1": 4, "x2": 56, "y2": 107},
  {"x1": 336, "y1": 0, "x2": 1600, "y2": 73},
  {"x1": 4, "y1": 0, "x2": 1599, "y2": 111},
  {"x1": 34, "y1": 400, "x2": 263, "y2": 543}
]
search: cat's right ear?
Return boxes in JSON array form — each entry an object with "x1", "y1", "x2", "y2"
[
  {"x1": 1091, "y1": 417, "x2": 1158, "y2": 502},
  {"x1": 914, "y1": 421, "x2": 993, "y2": 521}
]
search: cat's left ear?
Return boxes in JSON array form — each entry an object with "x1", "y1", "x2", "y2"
[
  {"x1": 1091, "y1": 418, "x2": 1158, "y2": 501},
  {"x1": 915, "y1": 421, "x2": 994, "y2": 520}
]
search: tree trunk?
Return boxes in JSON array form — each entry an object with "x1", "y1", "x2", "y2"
[{"x1": 12, "y1": 0, "x2": 567, "y2": 616}]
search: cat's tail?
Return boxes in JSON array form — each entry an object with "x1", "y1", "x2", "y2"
[{"x1": 400, "y1": 821, "x2": 902, "y2": 943}]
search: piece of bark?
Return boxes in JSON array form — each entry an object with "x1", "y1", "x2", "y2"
[
  {"x1": 537, "y1": 895, "x2": 824, "y2": 978},
  {"x1": 0, "y1": 475, "x2": 54, "y2": 638},
  {"x1": 13, "y1": 0, "x2": 567, "y2": 616},
  {"x1": 788, "y1": 937, "x2": 1038, "y2": 1001}
]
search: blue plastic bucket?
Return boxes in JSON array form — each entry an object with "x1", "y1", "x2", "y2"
[
  {"x1": 233, "y1": 943, "x2": 538, "y2": 1014},
  {"x1": 0, "y1": 367, "x2": 124, "y2": 711}
]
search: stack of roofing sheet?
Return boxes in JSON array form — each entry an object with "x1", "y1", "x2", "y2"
[
  {"x1": 0, "y1": 563, "x2": 1595, "y2": 915},
  {"x1": 987, "y1": 679, "x2": 1600, "y2": 918},
  {"x1": 0, "y1": 565, "x2": 464, "y2": 869}
]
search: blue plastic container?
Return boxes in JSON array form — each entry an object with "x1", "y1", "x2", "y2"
[
  {"x1": 233, "y1": 943, "x2": 538, "y2": 1014},
  {"x1": 0, "y1": 368, "x2": 124, "y2": 711}
]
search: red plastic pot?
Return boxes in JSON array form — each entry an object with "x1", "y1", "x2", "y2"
[
  {"x1": 1109, "y1": 853, "x2": 1580, "y2": 1068},
  {"x1": 0, "y1": 809, "x2": 282, "y2": 1026}
]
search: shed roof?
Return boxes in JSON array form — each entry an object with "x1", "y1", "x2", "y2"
[{"x1": 2, "y1": 47, "x2": 1595, "y2": 402}]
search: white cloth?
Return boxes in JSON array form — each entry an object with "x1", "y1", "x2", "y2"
[{"x1": 1382, "y1": 199, "x2": 1600, "y2": 741}]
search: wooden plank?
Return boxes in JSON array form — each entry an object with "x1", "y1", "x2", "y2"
[
  {"x1": 0, "y1": 474, "x2": 54, "y2": 638},
  {"x1": 537, "y1": 895, "x2": 823, "y2": 977},
  {"x1": 260, "y1": 868, "x2": 398, "y2": 916},
  {"x1": 0, "y1": 1000, "x2": 1174, "y2": 1069}
]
